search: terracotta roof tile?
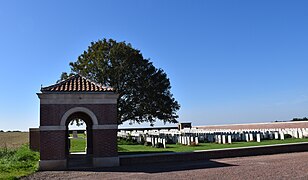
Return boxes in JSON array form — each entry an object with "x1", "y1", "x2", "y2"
[{"x1": 41, "y1": 74, "x2": 114, "y2": 92}]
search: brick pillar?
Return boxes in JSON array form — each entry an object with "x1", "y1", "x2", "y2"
[
  {"x1": 39, "y1": 130, "x2": 67, "y2": 170},
  {"x1": 92, "y1": 128, "x2": 119, "y2": 167},
  {"x1": 29, "y1": 128, "x2": 40, "y2": 151}
]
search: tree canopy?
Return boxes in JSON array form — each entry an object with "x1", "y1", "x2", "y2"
[{"x1": 61, "y1": 38, "x2": 180, "y2": 125}]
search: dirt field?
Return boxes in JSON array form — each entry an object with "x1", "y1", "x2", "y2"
[
  {"x1": 24, "y1": 152, "x2": 308, "y2": 180},
  {"x1": 0, "y1": 132, "x2": 29, "y2": 148}
]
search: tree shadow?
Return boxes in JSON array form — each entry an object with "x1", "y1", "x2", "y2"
[
  {"x1": 118, "y1": 151, "x2": 173, "y2": 155},
  {"x1": 71, "y1": 160, "x2": 236, "y2": 173}
]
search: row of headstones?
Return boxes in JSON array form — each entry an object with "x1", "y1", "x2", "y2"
[
  {"x1": 117, "y1": 127, "x2": 308, "y2": 146},
  {"x1": 145, "y1": 136, "x2": 167, "y2": 148},
  {"x1": 161, "y1": 130, "x2": 284, "y2": 145},
  {"x1": 119, "y1": 128, "x2": 308, "y2": 136},
  {"x1": 119, "y1": 131, "x2": 275, "y2": 145},
  {"x1": 177, "y1": 135, "x2": 199, "y2": 145},
  {"x1": 187, "y1": 130, "x2": 285, "y2": 144}
]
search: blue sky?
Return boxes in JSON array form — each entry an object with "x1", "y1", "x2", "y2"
[{"x1": 1, "y1": 1, "x2": 308, "y2": 131}]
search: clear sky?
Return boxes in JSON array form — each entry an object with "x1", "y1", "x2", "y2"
[{"x1": 1, "y1": 0, "x2": 308, "y2": 131}]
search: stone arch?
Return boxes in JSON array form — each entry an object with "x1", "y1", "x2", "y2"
[
  {"x1": 37, "y1": 74, "x2": 119, "y2": 170},
  {"x1": 60, "y1": 107, "x2": 98, "y2": 126}
]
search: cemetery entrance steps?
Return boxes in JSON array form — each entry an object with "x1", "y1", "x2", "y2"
[{"x1": 68, "y1": 153, "x2": 93, "y2": 170}]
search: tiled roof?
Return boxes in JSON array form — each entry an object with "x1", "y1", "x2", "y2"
[{"x1": 41, "y1": 74, "x2": 114, "y2": 92}]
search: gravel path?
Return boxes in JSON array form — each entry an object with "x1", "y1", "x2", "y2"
[{"x1": 24, "y1": 152, "x2": 308, "y2": 180}]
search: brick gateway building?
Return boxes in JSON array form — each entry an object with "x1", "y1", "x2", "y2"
[{"x1": 36, "y1": 74, "x2": 119, "y2": 170}]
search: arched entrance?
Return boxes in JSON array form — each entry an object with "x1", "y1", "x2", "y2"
[
  {"x1": 61, "y1": 107, "x2": 97, "y2": 156},
  {"x1": 37, "y1": 74, "x2": 119, "y2": 170},
  {"x1": 65, "y1": 111, "x2": 94, "y2": 168},
  {"x1": 67, "y1": 119, "x2": 88, "y2": 154}
]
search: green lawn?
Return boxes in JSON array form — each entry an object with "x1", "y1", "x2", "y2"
[
  {"x1": 69, "y1": 133, "x2": 86, "y2": 153},
  {"x1": 69, "y1": 136, "x2": 308, "y2": 154},
  {"x1": 118, "y1": 138, "x2": 308, "y2": 155},
  {"x1": 0, "y1": 145, "x2": 39, "y2": 179}
]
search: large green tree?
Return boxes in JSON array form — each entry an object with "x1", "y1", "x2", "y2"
[{"x1": 62, "y1": 38, "x2": 180, "y2": 125}]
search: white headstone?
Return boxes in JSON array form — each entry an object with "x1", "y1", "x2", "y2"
[
  {"x1": 293, "y1": 130, "x2": 299, "y2": 138},
  {"x1": 256, "y1": 134, "x2": 261, "y2": 142},
  {"x1": 162, "y1": 139, "x2": 166, "y2": 148},
  {"x1": 249, "y1": 134, "x2": 253, "y2": 141},
  {"x1": 217, "y1": 135, "x2": 222, "y2": 144},
  {"x1": 222, "y1": 135, "x2": 226, "y2": 144},
  {"x1": 280, "y1": 132, "x2": 285, "y2": 140},
  {"x1": 227, "y1": 135, "x2": 232, "y2": 144},
  {"x1": 298, "y1": 130, "x2": 303, "y2": 139},
  {"x1": 195, "y1": 137, "x2": 199, "y2": 145},
  {"x1": 274, "y1": 132, "x2": 279, "y2": 139}
]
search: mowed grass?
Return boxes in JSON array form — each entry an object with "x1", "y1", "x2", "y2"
[
  {"x1": 118, "y1": 138, "x2": 308, "y2": 155},
  {"x1": 69, "y1": 133, "x2": 86, "y2": 153},
  {"x1": 0, "y1": 132, "x2": 39, "y2": 179}
]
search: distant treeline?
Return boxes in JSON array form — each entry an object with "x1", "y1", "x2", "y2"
[{"x1": 291, "y1": 117, "x2": 308, "y2": 121}]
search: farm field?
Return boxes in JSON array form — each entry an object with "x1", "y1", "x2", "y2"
[{"x1": 0, "y1": 132, "x2": 29, "y2": 148}]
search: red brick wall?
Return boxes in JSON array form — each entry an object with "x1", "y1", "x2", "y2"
[
  {"x1": 40, "y1": 104, "x2": 117, "y2": 126},
  {"x1": 29, "y1": 128, "x2": 40, "y2": 151},
  {"x1": 39, "y1": 103, "x2": 118, "y2": 161},
  {"x1": 93, "y1": 129, "x2": 118, "y2": 157},
  {"x1": 40, "y1": 130, "x2": 66, "y2": 160}
]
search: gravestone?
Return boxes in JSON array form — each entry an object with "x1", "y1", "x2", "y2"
[
  {"x1": 72, "y1": 131, "x2": 78, "y2": 138},
  {"x1": 227, "y1": 135, "x2": 232, "y2": 144},
  {"x1": 256, "y1": 134, "x2": 261, "y2": 142},
  {"x1": 249, "y1": 133, "x2": 253, "y2": 141},
  {"x1": 274, "y1": 132, "x2": 279, "y2": 139},
  {"x1": 195, "y1": 137, "x2": 199, "y2": 145},
  {"x1": 280, "y1": 132, "x2": 285, "y2": 140},
  {"x1": 222, "y1": 135, "x2": 226, "y2": 144}
]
